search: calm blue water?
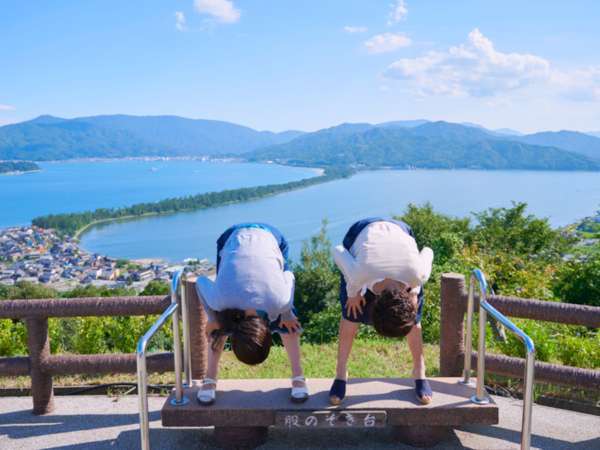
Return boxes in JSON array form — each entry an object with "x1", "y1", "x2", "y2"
[
  {"x1": 79, "y1": 169, "x2": 600, "y2": 263},
  {"x1": 0, "y1": 160, "x2": 317, "y2": 227}
]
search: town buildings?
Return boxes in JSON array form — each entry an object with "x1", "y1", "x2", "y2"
[{"x1": 0, "y1": 226, "x2": 213, "y2": 291}]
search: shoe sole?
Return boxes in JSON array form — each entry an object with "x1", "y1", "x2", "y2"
[
  {"x1": 197, "y1": 398, "x2": 215, "y2": 406},
  {"x1": 291, "y1": 395, "x2": 309, "y2": 404},
  {"x1": 416, "y1": 394, "x2": 432, "y2": 405},
  {"x1": 329, "y1": 395, "x2": 343, "y2": 406}
]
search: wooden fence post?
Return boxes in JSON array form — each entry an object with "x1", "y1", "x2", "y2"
[
  {"x1": 439, "y1": 273, "x2": 467, "y2": 377},
  {"x1": 26, "y1": 317, "x2": 54, "y2": 414},
  {"x1": 185, "y1": 278, "x2": 207, "y2": 380}
]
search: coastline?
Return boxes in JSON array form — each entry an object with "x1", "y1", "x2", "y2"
[
  {"x1": 73, "y1": 168, "x2": 332, "y2": 239},
  {"x1": 0, "y1": 169, "x2": 41, "y2": 176}
]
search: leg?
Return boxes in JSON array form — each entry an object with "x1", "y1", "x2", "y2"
[
  {"x1": 406, "y1": 323, "x2": 432, "y2": 403},
  {"x1": 335, "y1": 318, "x2": 360, "y2": 380},
  {"x1": 281, "y1": 332, "x2": 309, "y2": 402},
  {"x1": 280, "y1": 332, "x2": 304, "y2": 380},
  {"x1": 202, "y1": 336, "x2": 226, "y2": 392},
  {"x1": 329, "y1": 318, "x2": 359, "y2": 405}
]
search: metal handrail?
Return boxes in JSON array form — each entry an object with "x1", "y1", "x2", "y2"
[
  {"x1": 136, "y1": 270, "x2": 189, "y2": 450},
  {"x1": 462, "y1": 268, "x2": 536, "y2": 450},
  {"x1": 180, "y1": 273, "x2": 192, "y2": 387}
]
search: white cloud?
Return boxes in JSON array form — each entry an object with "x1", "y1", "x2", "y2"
[
  {"x1": 364, "y1": 32, "x2": 411, "y2": 54},
  {"x1": 385, "y1": 28, "x2": 550, "y2": 96},
  {"x1": 344, "y1": 26, "x2": 368, "y2": 34},
  {"x1": 551, "y1": 67, "x2": 600, "y2": 102},
  {"x1": 174, "y1": 11, "x2": 187, "y2": 31},
  {"x1": 194, "y1": 0, "x2": 240, "y2": 24},
  {"x1": 388, "y1": 0, "x2": 408, "y2": 25},
  {"x1": 0, "y1": 104, "x2": 15, "y2": 111}
]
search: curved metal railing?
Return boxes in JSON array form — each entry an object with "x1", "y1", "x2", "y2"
[
  {"x1": 136, "y1": 270, "x2": 190, "y2": 450},
  {"x1": 462, "y1": 268, "x2": 536, "y2": 450}
]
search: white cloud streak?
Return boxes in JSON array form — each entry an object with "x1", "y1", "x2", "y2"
[
  {"x1": 388, "y1": 0, "x2": 408, "y2": 25},
  {"x1": 364, "y1": 32, "x2": 411, "y2": 54},
  {"x1": 174, "y1": 11, "x2": 187, "y2": 31},
  {"x1": 0, "y1": 104, "x2": 15, "y2": 111},
  {"x1": 194, "y1": 0, "x2": 240, "y2": 24},
  {"x1": 344, "y1": 25, "x2": 368, "y2": 34},
  {"x1": 385, "y1": 28, "x2": 550, "y2": 96}
]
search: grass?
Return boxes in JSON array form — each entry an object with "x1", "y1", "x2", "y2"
[{"x1": 0, "y1": 339, "x2": 441, "y2": 389}]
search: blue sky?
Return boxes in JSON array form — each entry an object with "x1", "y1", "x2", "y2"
[{"x1": 1, "y1": 0, "x2": 599, "y2": 132}]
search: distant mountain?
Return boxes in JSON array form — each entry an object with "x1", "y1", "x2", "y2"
[
  {"x1": 3, "y1": 114, "x2": 599, "y2": 169},
  {"x1": 249, "y1": 121, "x2": 600, "y2": 171},
  {"x1": 493, "y1": 128, "x2": 523, "y2": 136},
  {"x1": 585, "y1": 131, "x2": 600, "y2": 139},
  {"x1": 460, "y1": 122, "x2": 524, "y2": 137},
  {"x1": 377, "y1": 119, "x2": 429, "y2": 128},
  {"x1": 410, "y1": 121, "x2": 494, "y2": 142},
  {"x1": 512, "y1": 131, "x2": 600, "y2": 161},
  {"x1": 0, "y1": 115, "x2": 303, "y2": 161}
]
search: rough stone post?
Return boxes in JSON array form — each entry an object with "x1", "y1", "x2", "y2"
[
  {"x1": 392, "y1": 425, "x2": 452, "y2": 448},
  {"x1": 439, "y1": 273, "x2": 467, "y2": 377},
  {"x1": 26, "y1": 317, "x2": 54, "y2": 415},
  {"x1": 214, "y1": 426, "x2": 269, "y2": 450},
  {"x1": 184, "y1": 278, "x2": 207, "y2": 380}
]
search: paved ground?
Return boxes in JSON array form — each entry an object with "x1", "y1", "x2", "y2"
[{"x1": 0, "y1": 394, "x2": 598, "y2": 450}]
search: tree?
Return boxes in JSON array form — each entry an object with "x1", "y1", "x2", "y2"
[
  {"x1": 471, "y1": 202, "x2": 573, "y2": 261},
  {"x1": 398, "y1": 202, "x2": 470, "y2": 265},
  {"x1": 293, "y1": 220, "x2": 340, "y2": 321}
]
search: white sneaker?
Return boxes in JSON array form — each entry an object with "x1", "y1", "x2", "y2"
[
  {"x1": 290, "y1": 376, "x2": 309, "y2": 403},
  {"x1": 197, "y1": 378, "x2": 216, "y2": 406}
]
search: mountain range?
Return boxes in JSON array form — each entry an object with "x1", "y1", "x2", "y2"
[
  {"x1": 0, "y1": 115, "x2": 303, "y2": 160},
  {"x1": 249, "y1": 121, "x2": 600, "y2": 171},
  {"x1": 1, "y1": 114, "x2": 600, "y2": 170}
]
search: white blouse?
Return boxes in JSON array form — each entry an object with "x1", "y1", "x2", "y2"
[
  {"x1": 196, "y1": 227, "x2": 295, "y2": 322},
  {"x1": 332, "y1": 221, "x2": 433, "y2": 298}
]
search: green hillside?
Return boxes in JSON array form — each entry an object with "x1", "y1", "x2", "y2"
[
  {"x1": 0, "y1": 161, "x2": 40, "y2": 174},
  {"x1": 0, "y1": 115, "x2": 304, "y2": 161},
  {"x1": 249, "y1": 122, "x2": 600, "y2": 171}
]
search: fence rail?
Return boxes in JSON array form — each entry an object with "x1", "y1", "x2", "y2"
[
  {"x1": 0, "y1": 280, "x2": 207, "y2": 415},
  {"x1": 0, "y1": 295, "x2": 170, "y2": 318},
  {"x1": 1, "y1": 273, "x2": 599, "y2": 415},
  {"x1": 440, "y1": 273, "x2": 600, "y2": 391}
]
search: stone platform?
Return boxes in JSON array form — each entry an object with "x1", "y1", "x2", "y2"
[
  {"x1": 1, "y1": 393, "x2": 599, "y2": 449},
  {"x1": 162, "y1": 377, "x2": 498, "y2": 447}
]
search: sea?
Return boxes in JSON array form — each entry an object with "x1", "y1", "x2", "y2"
[{"x1": 1, "y1": 159, "x2": 599, "y2": 263}]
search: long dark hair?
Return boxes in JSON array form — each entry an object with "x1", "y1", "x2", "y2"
[{"x1": 212, "y1": 309, "x2": 272, "y2": 365}]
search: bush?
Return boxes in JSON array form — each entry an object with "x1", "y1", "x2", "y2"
[
  {"x1": 552, "y1": 253, "x2": 600, "y2": 306},
  {"x1": 302, "y1": 303, "x2": 341, "y2": 344},
  {"x1": 0, "y1": 319, "x2": 27, "y2": 356},
  {"x1": 0, "y1": 282, "x2": 170, "y2": 356},
  {"x1": 140, "y1": 280, "x2": 170, "y2": 296},
  {"x1": 493, "y1": 319, "x2": 558, "y2": 363},
  {"x1": 62, "y1": 285, "x2": 136, "y2": 298},
  {"x1": 0, "y1": 281, "x2": 58, "y2": 300},
  {"x1": 556, "y1": 332, "x2": 600, "y2": 368}
]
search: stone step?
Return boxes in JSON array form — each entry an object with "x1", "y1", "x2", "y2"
[{"x1": 161, "y1": 377, "x2": 498, "y2": 428}]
